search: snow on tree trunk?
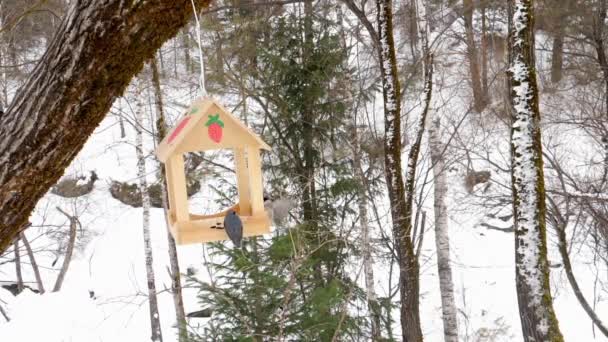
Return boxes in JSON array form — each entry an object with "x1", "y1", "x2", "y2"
[
  {"x1": 376, "y1": 0, "x2": 423, "y2": 340},
  {"x1": 507, "y1": 1, "x2": 564, "y2": 341},
  {"x1": 428, "y1": 119, "x2": 458, "y2": 342},
  {"x1": 135, "y1": 87, "x2": 163, "y2": 342},
  {"x1": 150, "y1": 58, "x2": 187, "y2": 342},
  {"x1": 0, "y1": 0, "x2": 212, "y2": 255}
]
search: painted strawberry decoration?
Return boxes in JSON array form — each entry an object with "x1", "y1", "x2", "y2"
[{"x1": 205, "y1": 114, "x2": 224, "y2": 143}]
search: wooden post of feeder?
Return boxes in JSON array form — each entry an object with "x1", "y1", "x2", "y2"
[
  {"x1": 247, "y1": 147, "x2": 264, "y2": 215},
  {"x1": 234, "y1": 148, "x2": 251, "y2": 216},
  {"x1": 166, "y1": 154, "x2": 189, "y2": 222}
]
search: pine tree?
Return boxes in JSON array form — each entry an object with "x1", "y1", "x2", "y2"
[{"x1": 191, "y1": 5, "x2": 368, "y2": 340}]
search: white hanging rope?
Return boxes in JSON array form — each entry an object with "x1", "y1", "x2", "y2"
[{"x1": 190, "y1": 0, "x2": 207, "y2": 97}]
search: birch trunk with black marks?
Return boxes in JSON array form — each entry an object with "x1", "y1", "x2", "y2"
[
  {"x1": 353, "y1": 125, "x2": 382, "y2": 340},
  {"x1": 377, "y1": 0, "x2": 424, "y2": 339},
  {"x1": 507, "y1": 1, "x2": 564, "y2": 341},
  {"x1": 428, "y1": 119, "x2": 458, "y2": 342},
  {"x1": 135, "y1": 88, "x2": 163, "y2": 342},
  {"x1": 53, "y1": 208, "x2": 79, "y2": 292},
  {"x1": 463, "y1": 0, "x2": 485, "y2": 113},
  {"x1": 0, "y1": 0, "x2": 212, "y2": 255}
]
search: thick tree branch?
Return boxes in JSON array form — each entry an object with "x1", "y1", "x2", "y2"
[{"x1": 0, "y1": 0, "x2": 212, "y2": 254}]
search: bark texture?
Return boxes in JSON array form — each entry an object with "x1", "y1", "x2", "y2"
[
  {"x1": 0, "y1": 0, "x2": 212, "y2": 254},
  {"x1": 507, "y1": 1, "x2": 564, "y2": 341},
  {"x1": 429, "y1": 119, "x2": 458, "y2": 342},
  {"x1": 376, "y1": 0, "x2": 424, "y2": 340}
]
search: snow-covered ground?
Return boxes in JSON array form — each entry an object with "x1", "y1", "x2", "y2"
[{"x1": 1, "y1": 80, "x2": 605, "y2": 342}]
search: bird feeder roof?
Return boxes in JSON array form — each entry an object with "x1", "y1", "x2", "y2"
[{"x1": 155, "y1": 97, "x2": 271, "y2": 163}]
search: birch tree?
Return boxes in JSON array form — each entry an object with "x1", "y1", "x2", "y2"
[
  {"x1": 507, "y1": 1, "x2": 564, "y2": 340},
  {"x1": 429, "y1": 118, "x2": 458, "y2": 342},
  {"x1": 352, "y1": 123, "x2": 382, "y2": 340},
  {"x1": 0, "y1": 0, "x2": 212, "y2": 255},
  {"x1": 134, "y1": 86, "x2": 163, "y2": 342}
]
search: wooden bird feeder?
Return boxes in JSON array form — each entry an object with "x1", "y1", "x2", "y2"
[{"x1": 155, "y1": 98, "x2": 271, "y2": 245}]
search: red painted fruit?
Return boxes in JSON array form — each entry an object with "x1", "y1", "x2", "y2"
[{"x1": 205, "y1": 114, "x2": 224, "y2": 143}]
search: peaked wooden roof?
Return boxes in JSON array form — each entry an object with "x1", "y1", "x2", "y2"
[{"x1": 155, "y1": 98, "x2": 271, "y2": 162}]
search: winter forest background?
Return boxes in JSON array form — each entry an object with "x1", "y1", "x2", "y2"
[{"x1": 0, "y1": 0, "x2": 607, "y2": 341}]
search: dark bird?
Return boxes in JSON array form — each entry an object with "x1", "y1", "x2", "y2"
[{"x1": 224, "y1": 209, "x2": 243, "y2": 248}]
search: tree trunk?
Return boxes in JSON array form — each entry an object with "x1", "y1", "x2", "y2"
[
  {"x1": 301, "y1": 0, "x2": 318, "y2": 232},
  {"x1": 0, "y1": 302, "x2": 9, "y2": 322},
  {"x1": 20, "y1": 232, "x2": 44, "y2": 294},
  {"x1": 593, "y1": 0, "x2": 608, "y2": 183},
  {"x1": 376, "y1": 0, "x2": 424, "y2": 340},
  {"x1": 53, "y1": 207, "x2": 79, "y2": 292},
  {"x1": 463, "y1": 0, "x2": 486, "y2": 113},
  {"x1": 135, "y1": 85, "x2": 163, "y2": 342},
  {"x1": 428, "y1": 119, "x2": 458, "y2": 342},
  {"x1": 150, "y1": 57, "x2": 187, "y2": 342},
  {"x1": 506, "y1": 1, "x2": 564, "y2": 341},
  {"x1": 550, "y1": 27, "x2": 564, "y2": 83},
  {"x1": 353, "y1": 125, "x2": 382, "y2": 340},
  {"x1": 407, "y1": 0, "x2": 419, "y2": 62},
  {"x1": 0, "y1": 0, "x2": 212, "y2": 255},
  {"x1": 481, "y1": 3, "x2": 489, "y2": 100},
  {"x1": 402, "y1": 50, "x2": 433, "y2": 341},
  {"x1": 14, "y1": 239, "x2": 24, "y2": 294},
  {"x1": 549, "y1": 0, "x2": 569, "y2": 84},
  {"x1": 552, "y1": 211, "x2": 608, "y2": 338},
  {"x1": 182, "y1": 28, "x2": 192, "y2": 74}
]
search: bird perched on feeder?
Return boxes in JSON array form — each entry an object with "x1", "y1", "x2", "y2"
[
  {"x1": 224, "y1": 209, "x2": 243, "y2": 248},
  {"x1": 264, "y1": 194, "x2": 294, "y2": 226}
]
